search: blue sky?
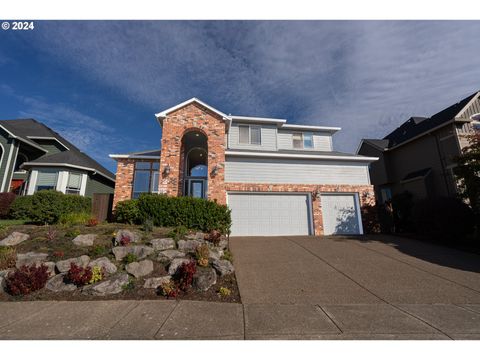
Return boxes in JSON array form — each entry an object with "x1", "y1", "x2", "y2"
[{"x1": 1, "y1": 21, "x2": 480, "y2": 172}]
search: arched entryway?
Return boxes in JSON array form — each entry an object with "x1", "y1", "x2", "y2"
[{"x1": 181, "y1": 130, "x2": 208, "y2": 198}]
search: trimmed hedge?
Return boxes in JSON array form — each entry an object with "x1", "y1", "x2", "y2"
[
  {"x1": 9, "y1": 190, "x2": 91, "y2": 224},
  {"x1": 116, "y1": 194, "x2": 231, "y2": 233},
  {"x1": 114, "y1": 199, "x2": 140, "y2": 225},
  {"x1": 0, "y1": 192, "x2": 16, "y2": 218}
]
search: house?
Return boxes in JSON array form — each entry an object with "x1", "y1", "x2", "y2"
[
  {"x1": 357, "y1": 91, "x2": 480, "y2": 204},
  {"x1": 0, "y1": 119, "x2": 115, "y2": 197},
  {"x1": 110, "y1": 98, "x2": 377, "y2": 236}
]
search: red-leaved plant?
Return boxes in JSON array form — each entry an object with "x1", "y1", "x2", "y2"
[
  {"x1": 6, "y1": 264, "x2": 50, "y2": 295},
  {"x1": 65, "y1": 263, "x2": 93, "y2": 287},
  {"x1": 52, "y1": 250, "x2": 65, "y2": 259},
  {"x1": 205, "y1": 229, "x2": 222, "y2": 246},
  {"x1": 87, "y1": 218, "x2": 98, "y2": 227},
  {"x1": 119, "y1": 234, "x2": 131, "y2": 246},
  {"x1": 173, "y1": 260, "x2": 197, "y2": 292}
]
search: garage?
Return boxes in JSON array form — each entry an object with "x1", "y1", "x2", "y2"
[
  {"x1": 228, "y1": 193, "x2": 312, "y2": 236},
  {"x1": 321, "y1": 193, "x2": 363, "y2": 235}
]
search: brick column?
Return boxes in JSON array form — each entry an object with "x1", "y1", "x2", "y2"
[{"x1": 112, "y1": 159, "x2": 135, "y2": 208}]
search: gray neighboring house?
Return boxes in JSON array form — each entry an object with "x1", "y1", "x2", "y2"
[
  {"x1": 0, "y1": 118, "x2": 115, "y2": 197},
  {"x1": 357, "y1": 91, "x2": 480, "y2": 203}
]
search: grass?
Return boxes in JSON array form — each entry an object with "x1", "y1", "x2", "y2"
[{"x1": 0, "y1": 219, "x2": 30, "y2": 226}]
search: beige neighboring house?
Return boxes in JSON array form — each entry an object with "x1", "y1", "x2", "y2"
[{"x1": 357, "y1": 91, "x2": 480, "y2": 204}]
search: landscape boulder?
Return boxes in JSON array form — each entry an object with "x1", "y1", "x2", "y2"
[
  {"x1": 193, "y1": 267, "x2": 217, "y2": 291},
  {"x1": 114, "y1": 229, "x2": 140, "y2": 245},
  {"x1": 56, "y1": 255, "x2": 90, "y2": 273},
  {"x1": 82, "y1": 273, "x2": 129, "y2": 296},
  {"x1": 208, "y1": 248, "x2": 224, "y2": 261},
  {"x1": 46, "y1": 274, "x2": 76, "y2": 292},
  {"x1": 112, "y1": 245, "x2": 154, "y2": 261},
  {"x1": 177, "y1": 240, "x2": 202, "y2": 253},
  {"x1": 126, "y1": 260, "x2": 154, "y2": 278},
  {"x1": 212, "y1": 259, "x2": 235, "y2": 276},
  {"x1": 157, "y1": 250, "x2": 185, "y2": 261},
  {"x1": 72, "y1": 234, "x2": 96, "y2": 247},
  {"x1": 168, "y1": 258, "x2": 192, "y2": 275},
  {"x1": 143, "y1": 276, "x2": 172, "y2": 289},
  {"x1": 150, "y1": 238, "x2": 176, "y2": 251},
  {"x1": 16, "y1": 252, "x2": 48, "y2": 268},
  {"x1": 0, "y1": 232, "x2": 29, "y2": 247},
  {"x1": 44, "y1": 261, "x2": 56, "y2": 278},
  {"x1": 89, "y1": 257, "x2": 117, "y2": 274}
]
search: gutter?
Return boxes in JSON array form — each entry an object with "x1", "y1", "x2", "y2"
[{"x1": 21, "y1": 162, "x2": 116, "y2": 182}]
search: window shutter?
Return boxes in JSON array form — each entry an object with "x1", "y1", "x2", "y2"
[
  {"x1": 37, "y1": 170, "x2": 58, "y2": 186},
  {"x1": 239, "y1": 125, "x2": 249, "y2": 144},
  {"x1": 67, "y1": 173, "x2": 82, "y2": 189}
]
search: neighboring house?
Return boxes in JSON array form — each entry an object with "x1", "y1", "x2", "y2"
[
  {"x1": 0, "y1": 119, "x2": 115, "y2": 197},
  {"x1": 357, "y1": 91, "x2": 480, "y2": 204},
  {"x1": 110, "y1": 98, "x2": 377, "y2": 236}
]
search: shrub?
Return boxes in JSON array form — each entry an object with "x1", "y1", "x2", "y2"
[
  {"x1": 0, "y1": 247, "x2": 16, "y2": 270},
  {"x1": 391, "y1": 191, "x2": 415, "y2": 233},
  {"x1": 221, "y1": 250, "x2": 233, "y2": 262},
  {"x1": 195, "y1": 243, "x2": 210, "y2": 267},
  {"x1": 9, "y1": 195, "x2": 33, "y2": 220},
  {"x1": 122, "y1": 278, "x2": 135, "y2": 291},
  {"x1": 0, "y1": 192, "x2": 16, "y2": 218},
  {"x1": 218, "y1": 287, "x2": 231, "y2": 297},
  {"x1": 412, "y1": 197, "x2": 475, "y2": 241},
  {"x1": 65, "y1": 263, "x2": 93, "y2": 287},
  {"x1": 87, "y1": 218, "x2": 99, "y2": 227},
  {"x1": 5, "y1": 264, "x2": 50, "y2": 295},
  {"x1": 65, "y1": 229, "x2": 81, "y2": 238},
  {"x1": 59, "y1": 212, "x2": 92, "y2": 226},
  {"x1": 123, "y1": 253, "x2": 138, "y2": 264},
  {"x1": 89, "y1": 245, "x2": 107, "y2": 257},
  {"x1": 51, "y1": 250, "x2": 65, "y2": 260},
  {"x1": 159, "y1": 279, "x2": 178, "y2": 298},
  {"x1": 119, "y1": 234, "x2": 132, "y2": 246},
  {"x1": 173, "y1": 260, "x2": 196, "y2": 292},
  {"x1": 114, "y1": 199, "x2": 140, "y2": 224},
  {"x1": 167, "y1": 225, "x2": 188, "y2": 240},
  {"x1": 20, "y1": 190, "x2": 91, "y2": 224},
  {"x1": 205, "y1": 229, "x2": 222, "y2": 245},
  {"x1": 142, "y1": 218, "x2": 154, "y2": 232},
  {"x1": 89, "y1": 266, "x2": 104, "y2": 284},
  {"x1": 136, "y1": 194, "x2": 231, "y2": 234}
]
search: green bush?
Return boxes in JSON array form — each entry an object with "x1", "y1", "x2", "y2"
[
  {"x1": 114, "y1": 199, "x2": 140, "y2": 224},
  {"x1": 10, "y1": 190, "x2": 91, "y2": 224},
  {"x1": 167, "y1": 225, "x2": 188, "y2": 240},
  {"x1": 136, "y1": 194, "x2": 231, "y2": 233},
  {"x1": 9, "y1": 196, "x2": 33, "y2": 220},
  {"x1": 59, "y1": 212, "x2": 92, "y2": 226}
]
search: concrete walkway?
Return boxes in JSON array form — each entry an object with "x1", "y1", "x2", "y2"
[{"x1": 1, "y1": 299, "x2": 480, "y2": 339}]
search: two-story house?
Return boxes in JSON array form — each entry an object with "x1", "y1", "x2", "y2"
[
  {"x1": 110, "y1": 98, "x2": 377, "y2": 236},
  {"x1": 357, "y1": 91, "x2": 480, "y2": 204},
  {"x1": 0, "y1": 119, "x2": 115, "y2": 197}
]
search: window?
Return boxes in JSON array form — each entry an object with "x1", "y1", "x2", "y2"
[
  {"x1": 35, "y1": 170, "x2": 58, "y2": 192},
  {"x1": 66, "y1": 172, "x2": 82, "y2": 195},
  {"x1": 132, "y1": 161, "x2": 159, "y2": 199},
  {"x1": 238, "y1": 125, "x2": 262, "y2": 145},
  {"x1": 293, "y1": 132, "x2": 314, "y2": 149}
]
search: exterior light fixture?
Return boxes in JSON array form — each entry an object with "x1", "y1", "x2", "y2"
[
  {"x1": 211, "y1": 165, "x2": 219, "y2": 176},
  {"x1": 163, "y1": 165, "x2": 171, "y2": 176}
]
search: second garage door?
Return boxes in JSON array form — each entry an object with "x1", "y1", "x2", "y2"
[
  {"x1": 321, "y1": 193, "x2": 362, "y2": 235},
  {"x1": 228, "y1": 193, "x2": 312, "y2": 236}
]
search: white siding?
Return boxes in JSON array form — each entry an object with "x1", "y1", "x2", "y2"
[
  {"x1": 225, "y1": 157, "x2": 370, "y2": 185},
  {"x1": 277, "y1": 130, "x2": 332, "y2": 151},
  {"x1": 228, "y1": 123, "x2": 277, "y2": 151}
]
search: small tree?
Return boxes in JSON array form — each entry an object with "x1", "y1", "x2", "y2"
[{"x1": 454, "y1": 130, "x2": 480, "y2": 220}]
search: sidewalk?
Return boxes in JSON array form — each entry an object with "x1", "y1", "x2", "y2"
[{"x1": 1, "y1": 300, "x2": 479, "y2": 339}]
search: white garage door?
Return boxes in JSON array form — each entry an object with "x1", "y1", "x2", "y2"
[
  {"x1": 321, "y1": 193, "x2": 362, "y2": 235},
  {"x1": 228, "y1": 193, "x2": 312, "y2": 236}
]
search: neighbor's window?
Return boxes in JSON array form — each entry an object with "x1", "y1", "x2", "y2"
[
  {"x1": 238, "y1": 125, "x2": 262, "y2": 145},
  {"x1": 293, "y1": 132, "x2": 314, "y2": 149},
  {"x1": 35, "y1": 169, "x2": 58, "y2": 192},
  {"x1": 66, "y1": 172, "x2": 82, "y2": 195},
  {"x1": 292, "y1": 132, "x2": 303, "y2": 149},
  {"x1": 250, "y1": 126, "x2": 261, "y2": 145},
  {"x1": 132, "y1": 161, "x2": 160, "y2": 199},
  {"x1": 303, "y1": 133, "x2": 314, "y2": 149},
  {"x1": 239, "y1": 125, "x2": 249, "y2": 144}
]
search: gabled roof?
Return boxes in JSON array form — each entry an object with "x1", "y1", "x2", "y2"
[{"x1": 0, "y1": 119, "x2": 115, "y2": 182}]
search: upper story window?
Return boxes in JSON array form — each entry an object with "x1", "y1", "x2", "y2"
[
  {"x1": 35, "y1": 169, "x2": 58, "y2": 192},
  {"x1": 132, "y1": 161, "x2": 160, "y2": 199},
  {"x1": 292, "y1": 132, "x2": 314, "y2": 149},
  {"x1": 239, "y1": 125, "x2": 262, "y2": 145},
  {"x1": 66, "y1": 172, "x2": 82, "y2": 195}
]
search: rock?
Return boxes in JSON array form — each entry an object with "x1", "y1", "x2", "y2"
[
  {"x1": 177, "y1": 240, "x2": 202, "y2": 253},
  {"x1": 143, "y1": 276, "x2": 171, "y2": 289},
  {"x1": 114, "y1": 229, "x2": 140, "y2": 245},
  {"x1": 89, "y1": 257, "x2": 117, "y2": 274},
  {"x1": 185, "y1": 232, "x2": 205, "y2": 241},
  {"x1": 72, "y1": 234, "x2": 96, "y2": 247},
  {"x1": 218, "y1": 238, "x2": 229, "y2": 251},
  {"x1": 157, "y1": 250, "x2": 185, "y2": 261},
  {"x1": 168, "y1": 258, "x2": 192, "y2": 275},
  {"x1": 83, "y1": 273, "x2": 129, "y2": 296},
  {"x1": 112, "y1": 245, "x2": 154, "y2": 261},
  {"x1": 212, "y1": 259, "x2": 234, "y2": 276},
  {"x1": 126, "y1": 260, "x2": 154, "y2": 278},
  {"x1": 16, "y1": 252, "x2": 48, "y2": 268},
  {"x1": 56, "y1": 255, "x2": 90, "y2": 273},
  {"x1": 150, "y1": 238, "x2": 176, "y2": 251},
  {"x1": 0, "y1": 276, "x2": 5, "y2": 294},
  {"x1": 0, "y1": 232, "x2": 30, "y2": 247},
  {"x1": 44, "y1": 262, "x2": 56, "y2": 278},
  {"x1": 46, "y1": 274, "x2": 76, "y2": 292},
  {"x1": 193, "y1": 267, "x2": 217, "y2": 291},
  {"x1": 208, "y1": 248, "x2": 224, "y2": 261}
]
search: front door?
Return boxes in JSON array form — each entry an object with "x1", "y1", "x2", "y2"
[{"x1": 189, "y1": 179, "x2": 205, "y2": 199}]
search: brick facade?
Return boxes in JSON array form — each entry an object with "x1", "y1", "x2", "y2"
[
  {"x1": 112, "y1": 158, "x2": 135, "y2": 207},
  {"x1": 224, "y1": 183, "x2": 375, "y2": 235},
  {"x1": 158, "y1": 102, "x2": 227, "y2": 204}
]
